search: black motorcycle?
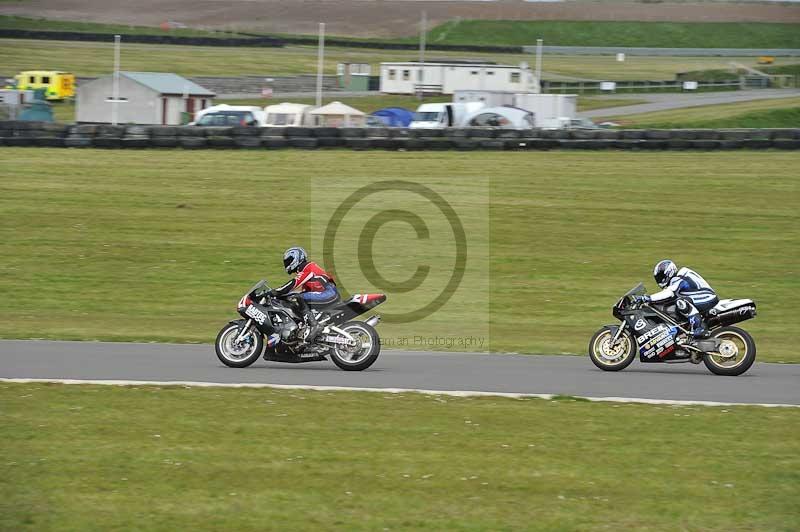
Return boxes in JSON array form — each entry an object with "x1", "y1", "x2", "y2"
[
  {"x1": 589, "y1": 283, "x2": 757, "y2": 376},
  {"x1": 215, "y1": 280, "x2": 386, "y2": 371}
]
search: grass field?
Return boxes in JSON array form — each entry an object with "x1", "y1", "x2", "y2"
[
  {"x1": 603, "y1": 96, "x2": 800, "y2": 128},
  {"x1": 426, "y1": 20, "x2": 800, "y2": 49},
  {"x1": 1, "y1": 383, "x2": 798, "y2": 531},
  {"x1": 2, "y1": 38, "x2": 795, "y2": 81},
  {"x1": 0, "y1": 149, "x2": 797, "y2": 361}
]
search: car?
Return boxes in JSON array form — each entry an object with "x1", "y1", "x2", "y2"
[
  {"x1": 194, "y1": 111, "x2": 260, "y2": 126},
  {"x1": 190, "y1": 104, "x2": 267, "y2": 127}
]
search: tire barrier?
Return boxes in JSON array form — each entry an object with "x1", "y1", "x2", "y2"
[{"x1": 1, "y1": 122, "x2": 798, "y2": 150}]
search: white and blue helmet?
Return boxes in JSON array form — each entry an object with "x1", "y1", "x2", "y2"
[
  {"x1": 283, "y1": 246, "x2": 307, "y2": 274},
  {"x1": 653, "y1": 259, "x2": 678, "y2": 288}
]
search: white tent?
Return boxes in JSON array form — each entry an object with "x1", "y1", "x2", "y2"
[
  {"x1": 310, "y1": 101, "x2": 366, "y2": 127},
  {"x1": 264, "y1": 102, "x2": 314, "y2": 126}
]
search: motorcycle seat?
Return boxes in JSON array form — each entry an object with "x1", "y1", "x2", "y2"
[
  {"x1": 712, "y1": 299, "x2": 754, "y2": 313},
  {"x1": 306, "y1": 294, "x2": 341, "y2": 309}
]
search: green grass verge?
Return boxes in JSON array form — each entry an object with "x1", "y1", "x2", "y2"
[
  {"x1": 763, "y1": 64, "x2": 800, "y2": 77},
  {"x1": 603, "y1": 96, "x2": 800, "y2": 128},
  {"x1": 1, "y1": 383, "x2": 798, "y2": 531},
  {"x1": 0, "y1": 149, "x2": 797, "y2": 360},
  {"x1": 427, "y1": 20, "x2": 800, "y2": 49},
  {"x1": 676, "y1": 63, "x2": 800, "y2": 83},
  {"x1": 0, "y1": 38, "x2": 788, "y2": 81}
]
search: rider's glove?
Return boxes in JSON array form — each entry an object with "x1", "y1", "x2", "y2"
[{"x1": 634, "y1": 295, "x2": 651, "y2": 305}]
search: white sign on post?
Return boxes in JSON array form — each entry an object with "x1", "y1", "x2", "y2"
[
  {"x1": 261, "y1": 87, "x2": 273, "y2": 98},
  {"x1": 682, "y1": 81, "x2": 698, "y2": 91},
  {"x1": 600, "y1": 81, "x2": 616, "y2": 92},
  {"x1": 616, "y1": 53, "x2": 625, "y2": 62}
]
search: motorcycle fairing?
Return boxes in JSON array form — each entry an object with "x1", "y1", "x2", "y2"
[
  {"x1": 325, "y1": 294, "x2": 387, "y2": 324},
  {"x1": 623, "y1": 311, "x2": 680, "y2": 362}
]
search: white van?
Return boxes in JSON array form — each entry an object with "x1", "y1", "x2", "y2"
[{"x1": 409, "y1": 101, "x2": 486, "y2": 128}]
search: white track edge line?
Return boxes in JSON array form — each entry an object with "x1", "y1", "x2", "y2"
[{"x1": 2, "y1": 378, "x2": 797, "y2": 408}]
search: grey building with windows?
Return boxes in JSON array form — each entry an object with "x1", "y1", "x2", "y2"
[
  {"x1": 379, "y1": 61, "x2": 540, "y2": 95},
  {"x1": 76, "y1": 72, "x2": 215, "y2": 125}
]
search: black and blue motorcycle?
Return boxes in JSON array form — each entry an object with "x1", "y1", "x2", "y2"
[{"x1": 589, "y1": 283, "x2": 757, "y2": 376}]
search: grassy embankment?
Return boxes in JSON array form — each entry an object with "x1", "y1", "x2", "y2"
[
  {"x1": 4, "y1": 15, "x2": 800, "y2": 49},
  {"x1": 1, "y1": 383, "x2": 798, "y2": 531},
  {"x1": 0, "y1": 150, "x2": 797, "y2": 361},
  {"x1": 603, "y1": 96, "x2": 800, "y2": 128},
  {"x1": 426, "y1": 20, "x2": 800, "y2": 49}
]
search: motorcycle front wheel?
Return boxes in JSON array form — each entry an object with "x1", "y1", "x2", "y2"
[
  {"x1": 703, "y1": 326, "x2": 756, "y2": 376},
  {"x1": 215, "y1": 321, "x2": 264, "y2": 368},
  {"x1": 589, "y1": 325, "x2": 636, "y2": 371},
  {"x1": 329, "y1": 321, "x2": 381, "y2": 371}
]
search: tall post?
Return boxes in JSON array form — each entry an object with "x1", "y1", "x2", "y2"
[
  {"x1": 534, "y1": 38, "x2": 543, "y2": 94},
  {"x1": 112, "y1": 34, "x2": 121, "y2": 125},
  {"x1": 316, "y1": 22, "x2": 325, "y2": 108},
  {"x1": 418, "y1": 10, "x2": 426, "y2": 100}
]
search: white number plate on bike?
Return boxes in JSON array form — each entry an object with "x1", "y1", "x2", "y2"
[
  {"x1": 324, "y1": 335, "x2": 356, "y2": 346},
  {"x1": 245, "y1": 305, "x2": 268, "y2": 325}
]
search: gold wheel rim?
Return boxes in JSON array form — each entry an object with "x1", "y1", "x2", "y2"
[
  {"x1": 708, "y1": 332, "x2": 748, "y2": 369},
  {"x1": 593, "y1": 330, "x2": 632, "y2": 366}
]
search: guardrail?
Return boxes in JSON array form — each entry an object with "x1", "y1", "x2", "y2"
[
  {"x1": 541, "y1": 80, "x2": 741, "y2": 93},
  {"x1": 1, "y1": 122, "x2": 798, "y2": 150}
]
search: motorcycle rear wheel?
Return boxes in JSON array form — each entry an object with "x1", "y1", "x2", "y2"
[
  {"x1": 589, "y1": 325, "x2": 636, "y2": 371},
  {"x1": 215, "y1": 321, "x2": 264, "y2": 368},
  {"x1": 703, "y1": 326, "x2": 756, "y2": 376},
  {"x1": 329, "y1": 321, "x2": 381, "y2": 371}
]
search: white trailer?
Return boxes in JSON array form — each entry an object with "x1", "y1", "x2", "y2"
[
  {"x1": 513, "y1": 93, "x2": 577, "y2": 128},
  {"x1": 380, "y1": 62, "x2": 539, "y2": 95},
  {"x1": 453, "y1": 90, "x2": 515, "y2": 107}
]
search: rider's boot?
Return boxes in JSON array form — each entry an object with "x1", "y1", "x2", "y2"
[
  {"x1": 688, "y1": 314, "x2": 709, "y2": 339},
  {"x1": 295, "y1": 297, "x2": 323, "y2": 342}
]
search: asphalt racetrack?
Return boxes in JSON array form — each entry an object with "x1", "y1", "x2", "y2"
[{"x1": 1, "y1": 340, "x2": 797, "y2": 406}]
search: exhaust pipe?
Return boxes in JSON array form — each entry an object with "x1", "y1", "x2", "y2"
[{"x1": 365, "y1": 314, "x2": 381, "y2": 327}]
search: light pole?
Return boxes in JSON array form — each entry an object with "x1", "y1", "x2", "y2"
[
  {"x1": 316, "y1": 23, "x2": 325, "y2": 108},
  {"x1": 534, "y1": 38, "x2": 543, "y2": 94},
  {"x1": 112, "y1": 34, "x2": 121, "y2": 125},
  {"x1": 418, "y1": 10, "x2": 426, "y2": 100}
]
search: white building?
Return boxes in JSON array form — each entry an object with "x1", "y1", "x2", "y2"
[
  {"x1": 76, "y1": 71, "x2": 215, "y2": 125},
  {"x1": 380, "y1": 62, "x2": 539, "y2": 95}
]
